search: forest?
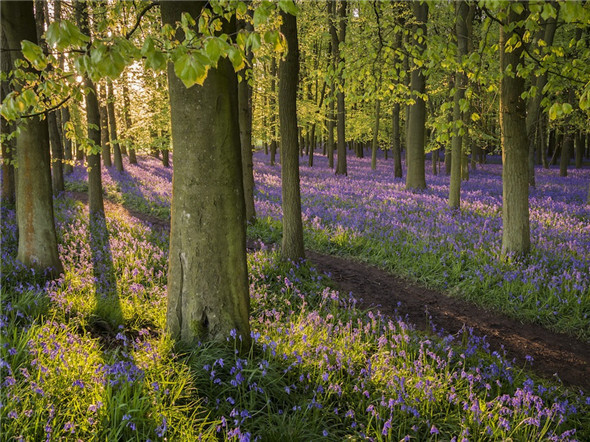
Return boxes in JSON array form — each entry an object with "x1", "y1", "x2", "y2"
[{"x1": 1, "y1": 0, "x2": 589, "y2": 440}]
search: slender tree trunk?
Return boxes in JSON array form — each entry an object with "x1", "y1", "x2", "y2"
[
  {"x1": 269, "y1": 57, "x2": 278, "y2": 166},
  {"x1": 238, "y1": 16, "x2": 256, "y2": 224},
  {"x1": 526, "y1": 5, "x2": 558, "y2": 186},
  {"x1": 392, "y1": 102, "x2": 402, "y2": 178},
  {"x1": 121, "y1": 81, "x2": 137, "y2": 164},
  {"x1": 308, "y1": 124, "x2": 316, "y2": 167},
  {"x1": 161, "y1": 148, "x2": 170, "y2": 167},
  {"x1": 371, "y1": 99, "x2": 380, "y2": 170},
  {"x1": 279, "y1": 9, "x2": 305, "y2": 261},
  {"x1": 161, "y1": 1, "x2": 250, "y2": 346},
  {"x1": 107, "y1": 80, "x2": 124, "y2": 172},
  {"x1": 2, "y1": 0, "x2": 63, "y2": 276},
  {"x1": 500, "y1": 2, "x2": 530, "y2": 256},
  {"x1": 406, "y1": 2, "x2": 428, "y2": 190},
  {"x1": 575, "y1": 132, "x2": 583, "y2": 168},
  {"x1": 48, "y1": 111, "x2": 65, "y2": 193},
  {"x1": 61, "y1": 107, "x2": 73, "y2": 174},
  {"x1": 449, "y1": 0, "x2": 468, "y2": 209},
  {"x1": 99, "y1": 85, "x2": 112, "y2": 167},
  {"x1": 75, "y1": 0, "x2": 104, "y2": 218},
  {"x1": 1, "y1": 29, "x2": 16, "y2": 204},
  {"x1": 334, "y1": 0, "x2": 348, "y2": 176}
]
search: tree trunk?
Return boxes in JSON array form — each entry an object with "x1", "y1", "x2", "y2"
[
  {"x1": 392, "y1": 102, "x2": 402, "y2": 179},
  {"x1": 238, "y1": 17, "x2": 256, "y2": 224},
  {"x1": 371, "y1": 99, "x2": 380, "y2": 170},
  {"x1": 161, "y1": 149, "x2": 170, "y2": 168},
  {"x1": 48, "y1": 111, "x2": 65, "y2": 193},
  {"x1": 279, "y1": 9, "x2": 305, "y2": 261},
  {"x1": 526, "y1": 5, "x2": 558, "y2": 186},
  {"x1": 449, "y1": 0, "x2": 468, "y2": 209},
  {"x1": 75, "y1": 0, "x2": 104, "y2": 218},
  {"x1": 269, "y1": 57, "x2": 278, "y2": 166},
  {"x1": 500, "y1": 2, "x2": 530, "y2": 257},
  {"x1": 2, "y1": 0, "x2": 63, "y2": 276},
  {"x1": 99, "y1": 85, "x2": 112, "y2": 167},
  {"x1": 122, "y1": 81, "x2": 137, "y2": 164},
  {"x1": 61, "y1": 107, "x2": 74, "y2": 174},
  {"x1": 161, "y1": 1, "x2": 250, "y2": 346},
  {"x1": 334, "y1": 0, "x2": 348, "y2": 176},
  {"x1": 1, "y1": 29, "x2": 16, "y2": 204},
  {"x1": 406, "y1": 2, "x2": 428, "y2": 190},
  {"x1": 575, "y1": 131, "x2": 583, "y2": 169},
  {"x1": 308, "y1": 123, "x2": 316, "y2": 167},
  {"x1": 107, "y1": 80, "x2": 124, "y2": 172}
]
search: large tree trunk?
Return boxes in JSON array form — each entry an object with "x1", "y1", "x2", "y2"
[
  {"x1": 238, "y1": 18, "x2": 256, "y2": 225},
  {"x1": 449, "y1": 0, "x2": 468, "y2": 209},
  {"x1": 334, "y1": 0, "x2": 348, "y2": 176},
  {"x1": 279, "y1": 9, "x2": 305, "y2": 261},
  {"x1": 405, "y1": 2, "x2": 428, "y2": 190},
  {"x1": 2, "y1": 0, "x2": 63, "y2": 277},
  {"x1": 526, "y1": 5, "x2": 558, "y2": 187},
  {"x1": 75, "y1": 0, "x2": 104, "y2": 218},
  {"x1": 107, "y1": 80, "x2": 124, "y2": 172},
  {"x1": 500, "y1": 2, "x2": 530, "y2": 257},
  {"x1": 371, "y1": 99, "x2": 380, "y2": 170},
  {"x1": 161, "y1": 2, "x2": 250, "y2": 346}
]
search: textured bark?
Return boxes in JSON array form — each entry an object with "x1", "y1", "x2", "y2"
[
  {"x1": 99, "y1": 86, "x2": 111, "y2": 167},
  {"x1": 237, "y1": 18, "x2": 256, "y2": 224},
  {"x1": 575, "y1": 132, "x2": 583, "y2": 169},
  {"x1": 526, "y1": 5, "x2": 558, "y2": 186},
  {"x1": 392, "y1": 103, "x2": 402, "y2": 178},
  {"x1": 48, "y1": 111, "x2": 65, "y2": 193},
  {"x1": 2, "y1": 0, "x2": 63, "y2": 276},
  {"x1": 449, "y1": 0, "x2": 468, "y2": 209},
  {"x1": 1, "y1": 29, "x2": 16, "y2": 204},
  {"x1": 279, "y1": 10, "x2": 305, "y2": 261},
  {"x1": 371, "y1": 99, "x2": 380, "y2": 170},
  {"x1": 161, "y1": 2, "x2": 250, "y2": 346},
  {"x1": 161, "y1": 148, "x2": 170, "y2": 168},
  {"x1": 334, "y1": 0, "x2": 348, "y2": 176},
  {"x1": 76, "y1": 0, "x2": 104, "y2": 218},
  {"x1": 107, "y1": 80, "x2": 124, "y2": 172},
  {"x1": 500, "y1": 3, "x2": 530, "y2": 256},
  {"x1": 405, "y1": 2, "x2": 428, "y2": 190}
]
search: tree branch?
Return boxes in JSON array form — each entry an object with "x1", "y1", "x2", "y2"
[
  {"x1": 125, "y1": 2, "x2": 160, "y2": 40},
  {"x1": 18, "y1": 95, "x2": 71, "y2": 119}
]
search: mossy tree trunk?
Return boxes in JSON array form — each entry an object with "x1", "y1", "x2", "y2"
[
  {"x1": 405, "y1": 2, "x2": 428, "y2": 190},
  {"x1": 161, "y1": 1, "x2": 250, "y2": 346},
  {"x1": 500, "y1": 2, "x2": 530, "y2": 257},
  {"x1": 2, "y1": 0, "x2": 63, "y2": 277},
  {"x1": 279, "y1": 9, "x2": 305, "y2": 261}
]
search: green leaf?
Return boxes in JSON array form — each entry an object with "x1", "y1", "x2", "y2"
[
  {"x1": 21, "y1": 40, "x2": 47, "y2": 70},
  {"x1": 253, "y1": 4, "x2": 271, "y2": 27},
  {"x1": 548, "y1": 102, "x2": 559, "y2": 120},
  {"x1": 227, "y1": 47, "x2": 245, "y2": 72},
  {"x1": 247, "y1": 33, "x2": 262, "y2": 52},
  {"x1": 174, "y1": 53, "x2": 207, "y2": 88},
  {"x1": 205, "y1": 38, "x2": 224, "y2": 66},
  {"x1": 278, "y1": 0, "x2": 298, "y2": 16}
]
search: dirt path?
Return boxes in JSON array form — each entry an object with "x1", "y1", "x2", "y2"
[{"x1": 68, "y1": 192, "x2": 590, "y2": 391}]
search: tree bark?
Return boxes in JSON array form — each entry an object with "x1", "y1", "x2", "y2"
[
  {"x1": 334, "y1": 0, "x2": 348, "y2": 176},
  {"x1": 61, "y1": 107, "x2": 74, "y2": 174},
  {"x1": 107, "y1": 80, "x2": 124, "y2": 172},
  {"x1": 75, "y1": 0, "x2": 104, "y2": 218},
  {"x1": 405, "y1": 1, "x2": 428, "y2": 190},
  {"x1": 2, "y1": 0, "x2": 63, "y2": 276},
  {"x1": 238, "y1": 17, "x2": 256, "y2": 224},
  {"x1": 449, "y1": 0, "x2": 468, "y2": 209},
  {"x1": 500, "y1": 2, "x2": 530, "y2": 256},
  {"x1": 1, "y1": 28, "x2": 16, "y2": 204},
  {"x1": 279, "y1": 9, "x2": 305, "y2": 261},
  {"x1": 161, "y1": 2, "x2": 250, "y2": 346},
  {"x1": 121, "y1": 80, "x2": 137, "y2": 164},
  {"x1": 371, "y1": 99, "x2": 380, "y2": 170},
  {"x1": 269, "y1": 57, "x2": 278, "y2": 166},
  {"x1": 99, "y1": 85, "x2": 112, "y2": 167}
]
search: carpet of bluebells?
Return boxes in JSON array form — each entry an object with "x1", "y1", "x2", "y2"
[
  {"x1": 2, "y1": 152, "x2": 589, "y2": 439},
  {"x1": 252, "y1": 151, "x2": 590, "y2": 340}
]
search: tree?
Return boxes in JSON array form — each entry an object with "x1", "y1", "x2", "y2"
[
  {"x1": 500, "y1": 2, "x2": 530, "y2": 256},
  {"x1": 161, "y1": 1, "x2": 250, "y2": 346},
  {"x1": 333, "y1": 0, "x2": 348, "y2": 176},
  {"x1": 1, "y1": 29, "x2": 16, "y2": 204},
  {"x1": 405, "y1": 1, "x2": 428, "y2": 190},
  {"x1": 107, "y1": 79, "x2": 124, "y2": 172},
  {"x1": 98, "y1": 85, "x2": 112, "y2": 167},
  {"x1": 75, "y1": 0, "x2": 105, "y2": 218},
  {"x1": 1, "y1": 0, "x2": 63, "y2": 276},
  {"x1": 279, "y1": 7, "x2": 305, "y2": 261},
  {"x1": 449, "y1": 0, "x2": 469, "y2": 209}
]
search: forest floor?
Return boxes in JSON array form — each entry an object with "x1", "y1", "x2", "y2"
[{"x1": 69, "y1": 191, "x2": 590, "y2": 392}]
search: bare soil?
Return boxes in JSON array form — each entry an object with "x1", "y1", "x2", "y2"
[{"x1": 68, "y1": 191, "x2": 590, "y2": 391}]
